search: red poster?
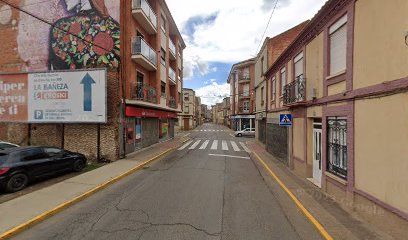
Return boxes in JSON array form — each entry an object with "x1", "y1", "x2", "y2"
[{"x1": 0, "y1": 74, "x2": 28, "y2": 122}]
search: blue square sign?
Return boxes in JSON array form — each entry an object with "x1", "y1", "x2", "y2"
[{"x1": 279, "y1": 114, "x2": 292, "y2": 126}]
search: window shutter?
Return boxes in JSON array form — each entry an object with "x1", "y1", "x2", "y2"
[{"x1": 330, "y1": 24, "x2": 347, "y2": 75}]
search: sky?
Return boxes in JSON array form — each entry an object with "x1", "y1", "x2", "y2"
[{"x1": 166, "y1": 0, "x2": 327, "y2": 106}]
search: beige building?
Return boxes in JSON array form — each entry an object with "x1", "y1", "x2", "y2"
[
  {"x1": 178, "y1": 88, "x2": 195, "y2": 130},
  {"x1": 261, "y1": 0, "x2": 408, "y2": 236},
  {"x1": 194, "y1": 97, "x2": 202, "y2": 127}
]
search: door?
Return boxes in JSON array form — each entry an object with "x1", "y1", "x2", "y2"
[
  {"x1": 313, "y1": 127, "x2": 322, "y2": 187},
  {"x1": 184, "y1": 118, "x2": 190, "y2": 130}
]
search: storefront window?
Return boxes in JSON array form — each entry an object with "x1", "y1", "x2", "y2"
[{"x1": 159, "y1": 118, "x2": 169, "y2": 140}]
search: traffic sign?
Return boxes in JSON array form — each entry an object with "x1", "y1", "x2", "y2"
[{"x1": 279, "y1": 114, "x2": 292, "y2": 126}]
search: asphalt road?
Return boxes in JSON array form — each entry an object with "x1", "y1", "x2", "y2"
[{"x1": 12, "y1": 123, "x2": 321, "y2": 240}]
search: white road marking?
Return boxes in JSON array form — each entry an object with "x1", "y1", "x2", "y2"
[
  {"x1": 199, "y1": 140, "x2": 210, "y2": 149},
  {"x1": 211, "y1": 140, "x2": 218, "y2": 150},
  {"x1": 222, "y1": 140, "x2": 228, "y2": 150},
  {"x1": 230, "y1": 141, "x2": 240, "y2": 151},
  {"x1": 208, "y1": 154, "x2": 250, "y2": 159},
  {"x1": 239, "y1": 142, "x2": 251, "y2": 153},
  {"x1": 178, "y1": 140, "x2": 193, "y2": 150},
  {"x1": 189, "y1": 140, "x2": 201, "y2": 149}
]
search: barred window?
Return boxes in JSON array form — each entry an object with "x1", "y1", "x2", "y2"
[{"x1": 327, "y1": 117, "x2": 347, "y2": 179}]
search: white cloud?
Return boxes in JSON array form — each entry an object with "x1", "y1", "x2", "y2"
[
  {"x1": 195, "y1": 82, "x2": 230, "y2": 106},
  {"x1": 167, "y1": 0, "x2": 327, "y2": 79}
]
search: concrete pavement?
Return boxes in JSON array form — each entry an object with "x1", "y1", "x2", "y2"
[{"x1": 8, "y1": 123, "x2": 322, "y2": 240}]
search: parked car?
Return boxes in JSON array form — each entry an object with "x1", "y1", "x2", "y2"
[
  {"x1": 0, "y1": 141, "x2": 19, "y2": 150},
  {"x1": 0, "y1": 146, "x2": 87, "y2": 193},
  {"x1": 235, "y1": 128, "x2": 255, "y2": 137}
]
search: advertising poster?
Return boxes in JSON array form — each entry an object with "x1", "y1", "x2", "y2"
[{"x1": 0, "y1": 69, "x2": 106, "y2": 123}]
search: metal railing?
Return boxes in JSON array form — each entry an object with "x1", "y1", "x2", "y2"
[
  {"x1": 238, "y1": 73, "x2": 250, "y2": 82},
  {"x1": 169, "y1": 67, "x2": 176, "y2": 82},
  {"x1": 283, "y1": 77, "x2": 306, "y2": 104},
  {"x1": 168, "y1": 96, "x2": 176, "y2": 108},
  {"x1": 132, "y1": 82, "x2": 157, "y2": 103},
  {"x1": 132, "y1": 0, "x2": 157, "y2": 29},
  {"x1": 131, "y1": 36, "x2": 157, "y2": 67},
  {"x1": 169, "y1": 39, "x2": 176, "y2": 56}
]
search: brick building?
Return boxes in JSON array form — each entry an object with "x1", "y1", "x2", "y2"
[{"x1": 0, "y1": 0, "x2": 185, "y2": 160}]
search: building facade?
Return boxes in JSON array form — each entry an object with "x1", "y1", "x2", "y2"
[
  {"x1": 0, "y1": 0, "x2": 185, "y2": 160},
  {"x1": 179, "y1": 88, "x2": 197, "y2": 130},
  {"x1": 262, "y1": 0, "x2": 408, "y2": 236},
  {"x1": 228, "y1": 58, "x2": 256, "y2": 131},
  {"x1": 254, "y1": 22, "x2": 308, "y2": 144}
]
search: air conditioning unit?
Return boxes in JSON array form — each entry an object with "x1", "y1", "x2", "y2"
[{"x1": 310, "y1": 88, "x2": 318, "y2": 99}]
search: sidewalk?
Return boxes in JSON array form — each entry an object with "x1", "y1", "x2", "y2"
[
  {"x1": 246, "y1": 140, "x2": 394, "y2": 240},
  {"x1": 0, "y1": 134, "x2": 189, "y2": 237}
]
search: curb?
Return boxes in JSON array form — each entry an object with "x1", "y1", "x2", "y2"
[
  {"x1": 252, "y1": 151, "x2": 333, "y2": 240},
  {"x1": 0, "y1": 138, "x2": 189, "y2": 240}
]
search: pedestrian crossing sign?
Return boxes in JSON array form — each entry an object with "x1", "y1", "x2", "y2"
[{"x1": 279, "y1": 114, "x2": 292, "y2": 126}]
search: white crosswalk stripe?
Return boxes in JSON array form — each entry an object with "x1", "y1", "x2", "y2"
[
  {"x1": 221, "y1": 140, "x2": 228, "y2": 150},
  {"x1": 178, "y1": 140, "x2": 193, "y2": 150},
  {"x1": 189, "y1": 140, "x2": 201, "y2": 149},
  {"x1": 211, "y1": 140, "x2": 218, "y2": 150},
  {"x1": 199, "y1": 140, "x2": 210, "y2": 149},
  {"x1": 178, "y1": 139, "x2": 250, "y2": 153},
  {"x1": 239, "y1": 142, "x2": 251, "y2": 153},
  {"x1": 230, "y1": 141, "x2": 240, "y2": 151}
]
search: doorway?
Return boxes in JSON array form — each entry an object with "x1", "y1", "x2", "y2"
[{"x1": 312, "y1": 121, "x2": 322, "y2": 188}]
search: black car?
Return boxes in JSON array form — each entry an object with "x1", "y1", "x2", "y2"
[{"x1": 0, "y1": 146, "x2": 87, "y2": 193}]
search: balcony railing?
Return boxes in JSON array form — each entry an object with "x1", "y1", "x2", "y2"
[
  {"x1": 131, "y1": 82, "x2": 157, "y2": 103},
  {"x1": 283, "y1": 77, "x2": 306, "y2": 105},
  {"x1": 169, "y1": 67, "x2": 176, "y2": 83},
  {"x1": 132, "y1": 0, "x2": 157, "y2": 29},
  {"x1": 168, "y1": 96, "x2": 176, "y2": 108},
  {"x1": 132, "y1": 36, "x2": 157, "y2": 68},
  {"x1": 238, "y1": 73, "x2": 250, "y2": 82},
  {"x1": 169, "y1": 39, "x2": 176, "y2": 56}
]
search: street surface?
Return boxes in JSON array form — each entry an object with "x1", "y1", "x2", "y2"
[{"x1": 12, "y1": 123, "x2": 321, "y2": 240}]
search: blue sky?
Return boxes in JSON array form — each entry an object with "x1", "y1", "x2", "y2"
[{"x1": 166, "y1": 0, "x2": 327, "y2": 105}]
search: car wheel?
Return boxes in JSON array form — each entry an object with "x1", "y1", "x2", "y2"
[
  {"x1": 237, "y1": 133, "x2": 242, "y2": 137},
  {"x1": 73, "y1": 159, "x2": 86, "y2": 172},
  {"x1": 6, "y1": 173, "x2": 28, "y2": 193}
]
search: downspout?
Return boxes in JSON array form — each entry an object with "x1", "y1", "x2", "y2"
[{"x1": 120, "y1": 0, "x2": 126, "y2": 158}]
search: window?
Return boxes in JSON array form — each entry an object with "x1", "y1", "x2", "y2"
[
  {"x1": 136, "y1": 31, "x2": 144, "y2": 39},
  {"x1": 161, "y1": 82, "x2": 166, "y2": 97},
  {"x1": 243, "y1": 67, "x2": 250, "y2": 80},
  {"x1": 243, "y1": 101, "x2": 250, "y2": 111},
  {"x1": 260, "y1": 57, "x2": 264, "y2": 76},
  {"x1": 329, "y1": 15, "x2": 347, "y2": 75},
  {"x1": 261, "y1": 87, "x2": 264, "y2": 105},
  {"x1": 280, "y1": 67, "x2": 286, "y2": 95},
  {"x1": 161, "y1": 14, "x2": 166, "y2": 32},
  {"x1": 160, "y1": 48, "x2": 166, "y2": 66},
  {"x1": 184, "y1": 93, "x2": 189, "y2": 101},
  {"x1": 271, "y1": 76, "x2": 276, "y2": 101},
  {"x1": 294, "y1": 52, "x2": 304, "y2": 79},
  {"x1": 184, "y1": 105, "x2": 189, "y2": 113},
  {"x1": 19, "y1": 149, "x2": 47, "y2": 161},
  {"x1": 44, "y1": 148, "x2": 63, "y2": 157},
  {"x1": 243, "y1": 84, "x2": 250, "y2": 97},
  {"x1": 327, "y1": 117, "x2": 347, "y2": 179}
]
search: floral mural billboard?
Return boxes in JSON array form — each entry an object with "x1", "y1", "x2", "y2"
[{"x1": 0, "y1": 0, "x2": 120, "y2": 71}]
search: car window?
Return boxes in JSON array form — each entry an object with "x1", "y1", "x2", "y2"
[
  {"x1": 19, "y1": 149, "x2": 47, "y2": 161},
  {"x1": 0, "y1": 153, "x2": 9, "y2": 164},
  {"x1": 0, "y1": 143, "x2": 16, "y2": 150},
  {"x1": 44, "y1": 148, "x2": 63, "y2": 157}
]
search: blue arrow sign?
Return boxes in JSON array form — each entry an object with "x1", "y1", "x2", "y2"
[{"x1": 80, "y1": 73, "x2": 96, "y2": 112}]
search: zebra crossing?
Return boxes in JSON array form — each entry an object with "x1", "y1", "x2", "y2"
[
  {"x1": 178, "y1": 139, "x2": 251, "y2": 153},
  {"x1": 193, "y1": 129, "x2": 227, "y2": 132}
]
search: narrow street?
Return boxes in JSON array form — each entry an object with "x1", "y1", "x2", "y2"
[{"x1": 11, "y1": 124, "x2": 321, "y2": 240}]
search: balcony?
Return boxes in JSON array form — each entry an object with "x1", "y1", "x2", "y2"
[
  {"x1": 131, "y1": 37, "x2": 157, "y2": 71},
  {"x1": 131, "y1": 82, "x2": 157, "y2": 104},
  {"x1": 169, "y1": 39, "x2": 176, "y2": 60},
  {"x1": 239, "y1": 91, "x2": 250, "y2": 99},
  {"x1": 238, "y1": 73, "x2": 251, "y2": 83},
  {"x1": 132, "y1": 0, "x2": 157, "y2": 34},
  {"x1": 168, "y1": 96, "x2": 176, "y2": 108},
  {"x1": 283, "y1": 77, "x2": 306, "y2": 105},
  {"x1": 169, "y1": 67, "x2": 176, "y2": 84}
]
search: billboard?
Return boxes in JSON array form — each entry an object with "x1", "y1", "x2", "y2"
[{"x1": 0, "y1": 69, "x2": 106, "y2": 123}]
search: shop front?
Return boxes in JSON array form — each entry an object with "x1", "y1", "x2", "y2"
[
  {"x1": 231, "y1": 115, "x2": 256, "y2": 131},
  {"x1": 125, "y1": 106, "x2": 177, "y2": 153}
]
